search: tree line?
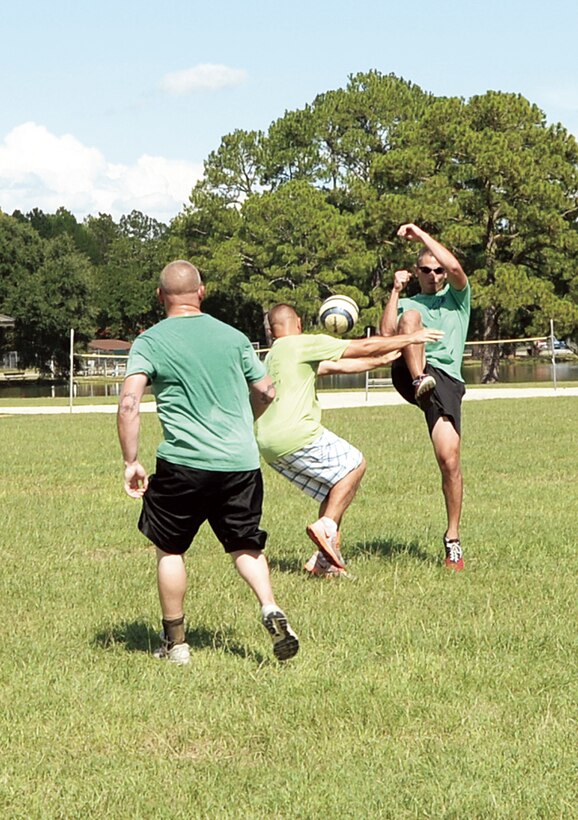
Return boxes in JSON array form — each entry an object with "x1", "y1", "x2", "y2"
[{"x1": 1, "y1": 71, "x2": 578, "y2": 381}]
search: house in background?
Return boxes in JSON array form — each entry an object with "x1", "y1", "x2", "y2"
[
  {"x1": 0, "y1": 314, "x2": 17, "y2": 369},
  {"x1": 84, "y1": 339, "x2": 132, "y2": 376}
]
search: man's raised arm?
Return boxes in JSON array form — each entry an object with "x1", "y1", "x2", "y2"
[{"x1": 397, "y1": 223, "x2": 467, "y2": 290}]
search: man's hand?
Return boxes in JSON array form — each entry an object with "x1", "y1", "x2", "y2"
[
  {"x1": 410, "y1": 327, "x2": 445, "y2": 344},
  {"x1": 393, "y1": 269, "x2": 413, "y2": 293},
  {"x1": 375, "y1": 350, "x2": 402, "y2": 366},
  {"x1": 123, "y1": 462, "x2": 148, "y2": 498},
  {"x1": 397, "y1": 223, "x2": 424, "y2": 242}
]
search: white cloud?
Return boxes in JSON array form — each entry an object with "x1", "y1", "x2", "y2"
[
  {"x1": 0, "y1": 122, "x2": 204, "y2": 223},
  {"x1": 160, "y1": 63, "x2": 248, "y2": 95}
]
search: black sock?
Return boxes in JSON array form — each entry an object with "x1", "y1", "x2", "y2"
[{"x1": 162, "y1": 616, "x2": 185, "y2": 648}]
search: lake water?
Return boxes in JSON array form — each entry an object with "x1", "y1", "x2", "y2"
[
  {"x1": 1, "y1": 359, "x2": 577, "y2": 400},
  {"x1": 318, "y1": 359, "x2": 578, "y2": 391}
]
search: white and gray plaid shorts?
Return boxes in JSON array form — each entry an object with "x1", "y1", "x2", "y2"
[{"x1": 269, "y1": 428, "x2": 363, "y2": 502}]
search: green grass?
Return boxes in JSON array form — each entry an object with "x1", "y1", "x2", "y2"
[{"x1": 0, "y1": 400, "x2": 576, "y2": 818}]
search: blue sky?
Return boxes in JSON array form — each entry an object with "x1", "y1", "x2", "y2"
[{"x1": 1, "y1": 0, "x2": 577, "y2": 222}]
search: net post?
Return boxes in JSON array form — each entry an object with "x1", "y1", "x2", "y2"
[
  {"x1": 550, "y1": 319, "x2": 557, "y2": 392},
  {"x1": 365, "y1": 326, "x2": 370, "y2": 403},
  {"x1": 69, "y1": 328, "x2": 74, "y2": 413}
]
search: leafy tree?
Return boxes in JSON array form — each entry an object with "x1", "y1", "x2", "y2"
[
  {"x1": 413, "y1": 92, "x2": 578, "y2": 380},
  {"x1": 82, "y1": 213, "x2": 121, "y2": 265},
  {"x1": 5, "y1": 234, "x2": 96, "y2": 374},
  {"x1": 92, "y1": 226, "x2": 186, "y2": 339},
  {"x1": 262, "y1": 106, "x2": 321, "y2": 187},
  {"x1": 174, "y1": 73, "x2": 578, "y2": 376},
  {"x1": 119, "y1": 210, "x2": 167, "y2": 241},
  {"x1": 174, "y1": 185, "x2": 242, "y2": 269},
  {"x1": 239, "y1": 180, "x2": 371, "y2": 325},
  {"x1": 0, "y1": 212, "x2": 44, "y2": 309},
  {"x1": 201, "y1": 130, "x2": 265, "y2": 206}
]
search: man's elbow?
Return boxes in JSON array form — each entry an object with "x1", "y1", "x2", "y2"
[
  {"x1": 251, "y1": 385, "x2": 275, "y2": 420},
  {"x1": 264, "y1": 385, "x2": 276, "y2": 404},
  {"x1": 379, "y1": 324, "x2": 395, "y2": 338}
]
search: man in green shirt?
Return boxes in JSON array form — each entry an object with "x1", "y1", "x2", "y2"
[
  {"x1": 255, "y1": 304, "x2": 443, "y2": 578},
  {"x1": 117, "y1": 261, "x2": 298, "y2": 664},
  {"x1": 380, "y1": 223, "x2": 471, "y2": 570}
]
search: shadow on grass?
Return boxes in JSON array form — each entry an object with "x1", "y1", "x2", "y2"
[
  {"x1": 347, "y1": 536, "x2": 434, "y2": 564},
  {"x1": 267, "y1": 536, "x2": 435, "y2": 571},
  {"x1": 267, "y1": 555, "x2": 305, "y2": 575},
  {"x1": 93, "y1": 620, "x2": 265, "y2": 664}
]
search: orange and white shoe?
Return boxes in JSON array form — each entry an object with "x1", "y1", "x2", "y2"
[
  {"x1": 444, "y1": 535, "x2": 465, "y2": 571},
  {"x1": 305, "y1": 520, "x2": 346, "y2": 569},
  {"x1": 304, "y1": 550, "x2": 351, "y2": 579}
]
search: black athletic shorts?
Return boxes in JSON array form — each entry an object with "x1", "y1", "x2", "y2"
[
  {"x1": 138, "y1": 458, "x2": 267, "y2": 555},
  {"x1": 391, "y1": 360, "x2": 466, "y2": 436}
]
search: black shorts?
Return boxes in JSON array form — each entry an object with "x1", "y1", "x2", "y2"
[
  {"x1": 139, "y1": 458, "x2": 267, "y2": 555},
  {"x1": 391, "y1": 360, "x2": 466, "y2": 436}
]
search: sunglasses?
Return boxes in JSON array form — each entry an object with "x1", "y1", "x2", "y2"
[{"x1": 418, "y1": 265, "x2": 445, "y2": 274}]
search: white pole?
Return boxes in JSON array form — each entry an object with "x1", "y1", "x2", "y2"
[
  {"x1": 365, "y1": 326, "x2": 371, "y2": 402},
  {"x1": 69, "y1": 328, "x2": 74, "y2": 412},
  {"x1": 550, "y1": 319, "x2": 557, "y2": 392}
]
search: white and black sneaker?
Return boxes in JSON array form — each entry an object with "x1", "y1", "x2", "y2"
[
  {"x1": 153, "y1": 631, "x2": 191, "y2": 665},
  {"x1": 262, "y1": 609, "x2": 299, "y2": 661},
  {"x1": 412, "y1": 373, "x2": 436, "y2": 404}
]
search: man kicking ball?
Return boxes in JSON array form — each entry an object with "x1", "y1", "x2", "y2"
[{"x1": 380, "y1": 223, "x2": 471, "y2": 570}]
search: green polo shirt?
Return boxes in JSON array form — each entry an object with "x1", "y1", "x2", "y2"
[
  {"x1": 126, "y1": 314, "x2": 265, "y2": 471},
  {"x1": 398, "y1": 281, "x2": 471, "y2": 382}
]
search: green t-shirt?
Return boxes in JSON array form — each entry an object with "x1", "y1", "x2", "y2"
[
  {"x1": 255, "y1": 333, "x2": 350, "y2": 463},
  {"x1": 126, "y1": 314, "x2": 266, "y2": 471},
  {"x1": 398, "y1": 281, "x2": 471, "y2": 382}
]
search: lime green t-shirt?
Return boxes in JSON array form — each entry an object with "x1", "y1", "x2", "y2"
[
  {"x1": 255, "y1": 333, "x2": 350, "y2": 463},
  {"x1": 398, "y1": 281, "x2": 471, "y2": 382},
  {"x1": 126, "y1": 314, "x2": 266, "y2": 471}
]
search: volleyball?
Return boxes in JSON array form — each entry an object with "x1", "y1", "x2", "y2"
[{"x1": 318, "y1": 295, "x2": 359, "y2": 335}]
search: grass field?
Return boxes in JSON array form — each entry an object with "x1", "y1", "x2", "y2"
[{"x1": 0, "y1": 398, "x2": 576, "y2": 818}]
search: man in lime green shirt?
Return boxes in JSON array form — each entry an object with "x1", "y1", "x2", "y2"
[
  {"x1": 380, "y1": 223, "x2": 471, "y2": 571},
  {"x1": 255, "y1": 304, "x2": 443, "y2": 577}
]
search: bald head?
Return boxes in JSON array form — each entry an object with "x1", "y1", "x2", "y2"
[
  {"x1": 268, "y1": 304, "x2": 302, "y2": 338},
  {"x1": 159, "y1": 260, "x2": 202, "y2": 296}
]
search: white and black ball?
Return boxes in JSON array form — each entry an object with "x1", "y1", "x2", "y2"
[{"x1": 318, "y1": 295, "x2": 359, "y2": 335}]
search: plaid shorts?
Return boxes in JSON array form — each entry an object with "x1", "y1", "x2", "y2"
[{"x1": 269, "y1": 428, "x2": 363, "y2": 502}]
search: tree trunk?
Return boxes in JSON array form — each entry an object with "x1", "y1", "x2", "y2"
[{"x1": 480, "y1": 305, "x2": 500, "y2": 383}]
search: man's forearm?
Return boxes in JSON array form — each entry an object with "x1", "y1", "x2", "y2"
[
  {"x1": 319, "y1": 355, "x2": 395, "y2": 376},
  {"x1": 117, "y1": 389, "x2": 142, "y2": 464},
  {"x1": 344, "y1": 334, "x2": 406, "y2": 357},
  {"x1": 117, "y1": 414, "x2": 141, "y2": 464},
  {"x1": 413, "y1": 226, "x2": 465, "y2": 280},
  {"x1": 380, "y1": 290, "x2": 400, "y2": 336}
]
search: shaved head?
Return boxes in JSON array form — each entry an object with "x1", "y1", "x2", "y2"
[
  {"x1": 268, "y1": 304, "x2": 301, "y2": 339},
  {"x1": 159, "y1": 260, "x2": 202, "y2": 295}
]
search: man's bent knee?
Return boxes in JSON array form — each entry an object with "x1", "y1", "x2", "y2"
[{"x1": 398, "y1": 310, "x2": 423, "y2": 332}]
